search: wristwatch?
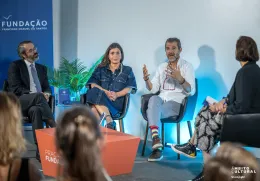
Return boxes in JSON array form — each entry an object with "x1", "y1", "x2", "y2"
[{"x1": 180, "y1": 78, "x2": 185, "y2": 85}]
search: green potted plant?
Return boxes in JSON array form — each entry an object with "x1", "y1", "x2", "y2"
[{"x1": 47, "y1": 55, "x2": 103, "y2": 102}]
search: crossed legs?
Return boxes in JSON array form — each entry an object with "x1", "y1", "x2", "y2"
[{"x1": 91, "y1": 105, "x2": 116, "y2": 130}]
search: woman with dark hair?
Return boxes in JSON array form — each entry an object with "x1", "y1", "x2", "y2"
[
  {"x1": 172, "y1": 36, "x2": 260, "y2": 181},
  {"x1": 85, "y1": 43, "x2": 137, "y2": 130},
  {"x1": 55, "y1": 106, "x2": 112, "y2": 181}
]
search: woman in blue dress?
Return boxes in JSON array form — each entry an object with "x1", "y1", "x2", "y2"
[{"x1": 86, "y1": 43, "x2": 137, "y2": 130}]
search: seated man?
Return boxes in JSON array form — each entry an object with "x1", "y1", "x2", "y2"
[
  {"x1": 7, "y1": 40, "x2": 56, "y2": 161},
  {"x1": 143, "y1": 37, "x2": 195, "y2": 161}
]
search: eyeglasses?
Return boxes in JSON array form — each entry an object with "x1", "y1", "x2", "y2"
[{"x1": 26, "y1": 47, "x2": 37, "y2": 53}]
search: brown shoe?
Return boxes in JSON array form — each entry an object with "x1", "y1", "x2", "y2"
[
  {"x1": 148, "y1": 149, "x2": 163, "y2": 162},
  {"x1": 152, "y1": 136, "x2": 163, "y2": 150}
]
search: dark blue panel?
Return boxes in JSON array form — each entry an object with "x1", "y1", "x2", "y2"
[{"x1": 0, "y1": 0, "x2": 53, "y2": 88}]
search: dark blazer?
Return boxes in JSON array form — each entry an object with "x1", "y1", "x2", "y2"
[
  {"x1": 226, "y1": 61, "x2": 260, "y2": 114},
  {"x1": 7, "y1": 59, "x2": 51, "y2": 97}
]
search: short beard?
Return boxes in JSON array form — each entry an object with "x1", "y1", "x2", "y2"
[
  {"x1": 33, "y1": 55, "x2": 39, "y2": 61},
  {"x1": 168, "y1": 54, "x2": 179, "y2": 62},
  {"x1": 25, "y1": 55, "x2": 39, "y2": 62}
]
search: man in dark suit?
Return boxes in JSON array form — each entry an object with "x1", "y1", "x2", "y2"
[{"x1": 7, "y1": 40, "x2": 56, "y2": 162}]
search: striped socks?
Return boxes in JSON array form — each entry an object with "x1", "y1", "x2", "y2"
[
  {"x1": 150, "y1": 126, "x2": 159, "y2": 139},
  {"x1": 150, "y1": 125, "x2": 162, "y2": 150}
]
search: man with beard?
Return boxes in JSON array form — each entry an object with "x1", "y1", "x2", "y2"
[
  {"x1": 143, "y1": 38, "x2": 196, "y2": 161},
  {"x1": 7, "y1": 40, "x2": 56, "y2": 162}
]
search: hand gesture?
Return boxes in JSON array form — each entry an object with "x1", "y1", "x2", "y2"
[
  {"x1": 165, "y1": 65, "x2": 184, "y2": 84},
  {"x1": 143, "y1": 64, "x2": 150, "y2": 81}
]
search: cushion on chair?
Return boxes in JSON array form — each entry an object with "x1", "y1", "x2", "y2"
[{"x1": 220, "y1": 113, "x2": 260, "y2": 148}]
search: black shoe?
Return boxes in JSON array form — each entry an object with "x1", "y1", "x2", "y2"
[
  {"x1": 36, "y1": 151, "x2": 41, "y2": 163},
  {"x1": 188, "y1": 170, "x2": 204, "y2": 181},
  {"x1": 105, "y1": 121, "x2": 116, "y2": 130},
  {"x1": 148, "y1": 149, "x2": 163, "y2": 162},
  {"x1": 171, "y1": 142, "x2": 197, "y2": 158}
]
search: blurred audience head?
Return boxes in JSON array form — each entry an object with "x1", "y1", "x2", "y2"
[
  {"x1": 204, "y1": 142, "x2": 260, "y2": 181},
  {"x1": 55, "y1": 106, "x2": 104, "y2": 181},
  {"x1": 236, "y1": 36, "x2": 259, "y2": 62},
  {"x1": 0, "y1": 92, "x2": 25, "y2": 165}
]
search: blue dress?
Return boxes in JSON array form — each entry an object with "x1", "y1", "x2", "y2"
[{"x1": 86, "y1": 64, "x2": 137, "y2": 117}]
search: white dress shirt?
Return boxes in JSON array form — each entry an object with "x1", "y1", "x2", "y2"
[
  {"x1": 24, "y1": 60, "x2": 38, "y2": 93},
  {"x1": 150, "y1": 58, "x2": 196, "y2": 104}
]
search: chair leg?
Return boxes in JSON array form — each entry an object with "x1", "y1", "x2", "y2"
[
  {"x1": 142, "y1": 122, "x2": 149, "y2": 156},
  {"x1": 187, "y1": 121, "x2": 192, "y2": 138},
  {"x1": 177, "y1": 122, "x2": 180, "y2": 160},
  {"x1": 162, "y1": 123, "x2": 165, "y2": 150},
  {"x1": 119, "y1": 119, "x2": 124, "y2": 133}
]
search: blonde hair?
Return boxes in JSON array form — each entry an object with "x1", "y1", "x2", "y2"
[
  {"x1": 204, "y1": 142, "x2": 260, "y2": 181},
  {"x1": 0, "y1": 92, "x2": 26, "y2": 165}
]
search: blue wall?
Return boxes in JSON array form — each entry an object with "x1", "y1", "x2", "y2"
[{"x1": 0, "y1": 0, "x2": 53, "y2": 88}]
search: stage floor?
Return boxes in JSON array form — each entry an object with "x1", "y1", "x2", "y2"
[
  {"x1": 23, "y1": 131, "x2": 260, "y2": 181},
  {"x1": 24, "y1": 139, "x2": 204, "y2": 181}
]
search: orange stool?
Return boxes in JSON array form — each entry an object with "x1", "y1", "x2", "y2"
[{"x1": 36, "y1": 127, "x2": 140, "y2": 177}]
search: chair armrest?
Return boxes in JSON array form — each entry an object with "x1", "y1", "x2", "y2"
[
  {"x1": 80, "y1": 93, "x2": 87, "y2": 105},
  {"x1": 177, "y1": 97, "x2": 188, "y2": 121},
  {"x1": 141, "y1": 93, "x2": 159, "y2": 121},
  {"x1": 48, "y1": 95, "x2": 55, "y2": 114},
  {"x1": 220, "y1": 114, "x2": 260, "y2": 148},
  {"x1": 3, "y1": 80, "x2": 9, "y2": 91},
  {"x1": 130, "y1": 87, "x2": 137, "y2": 94},
  {"x1": 117, "y1": 93, "x2": 130, "y2": 120}
]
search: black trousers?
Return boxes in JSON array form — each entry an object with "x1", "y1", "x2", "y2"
[{"x1": 19, "y1": 93, "x2": 56, "y2": 145}]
